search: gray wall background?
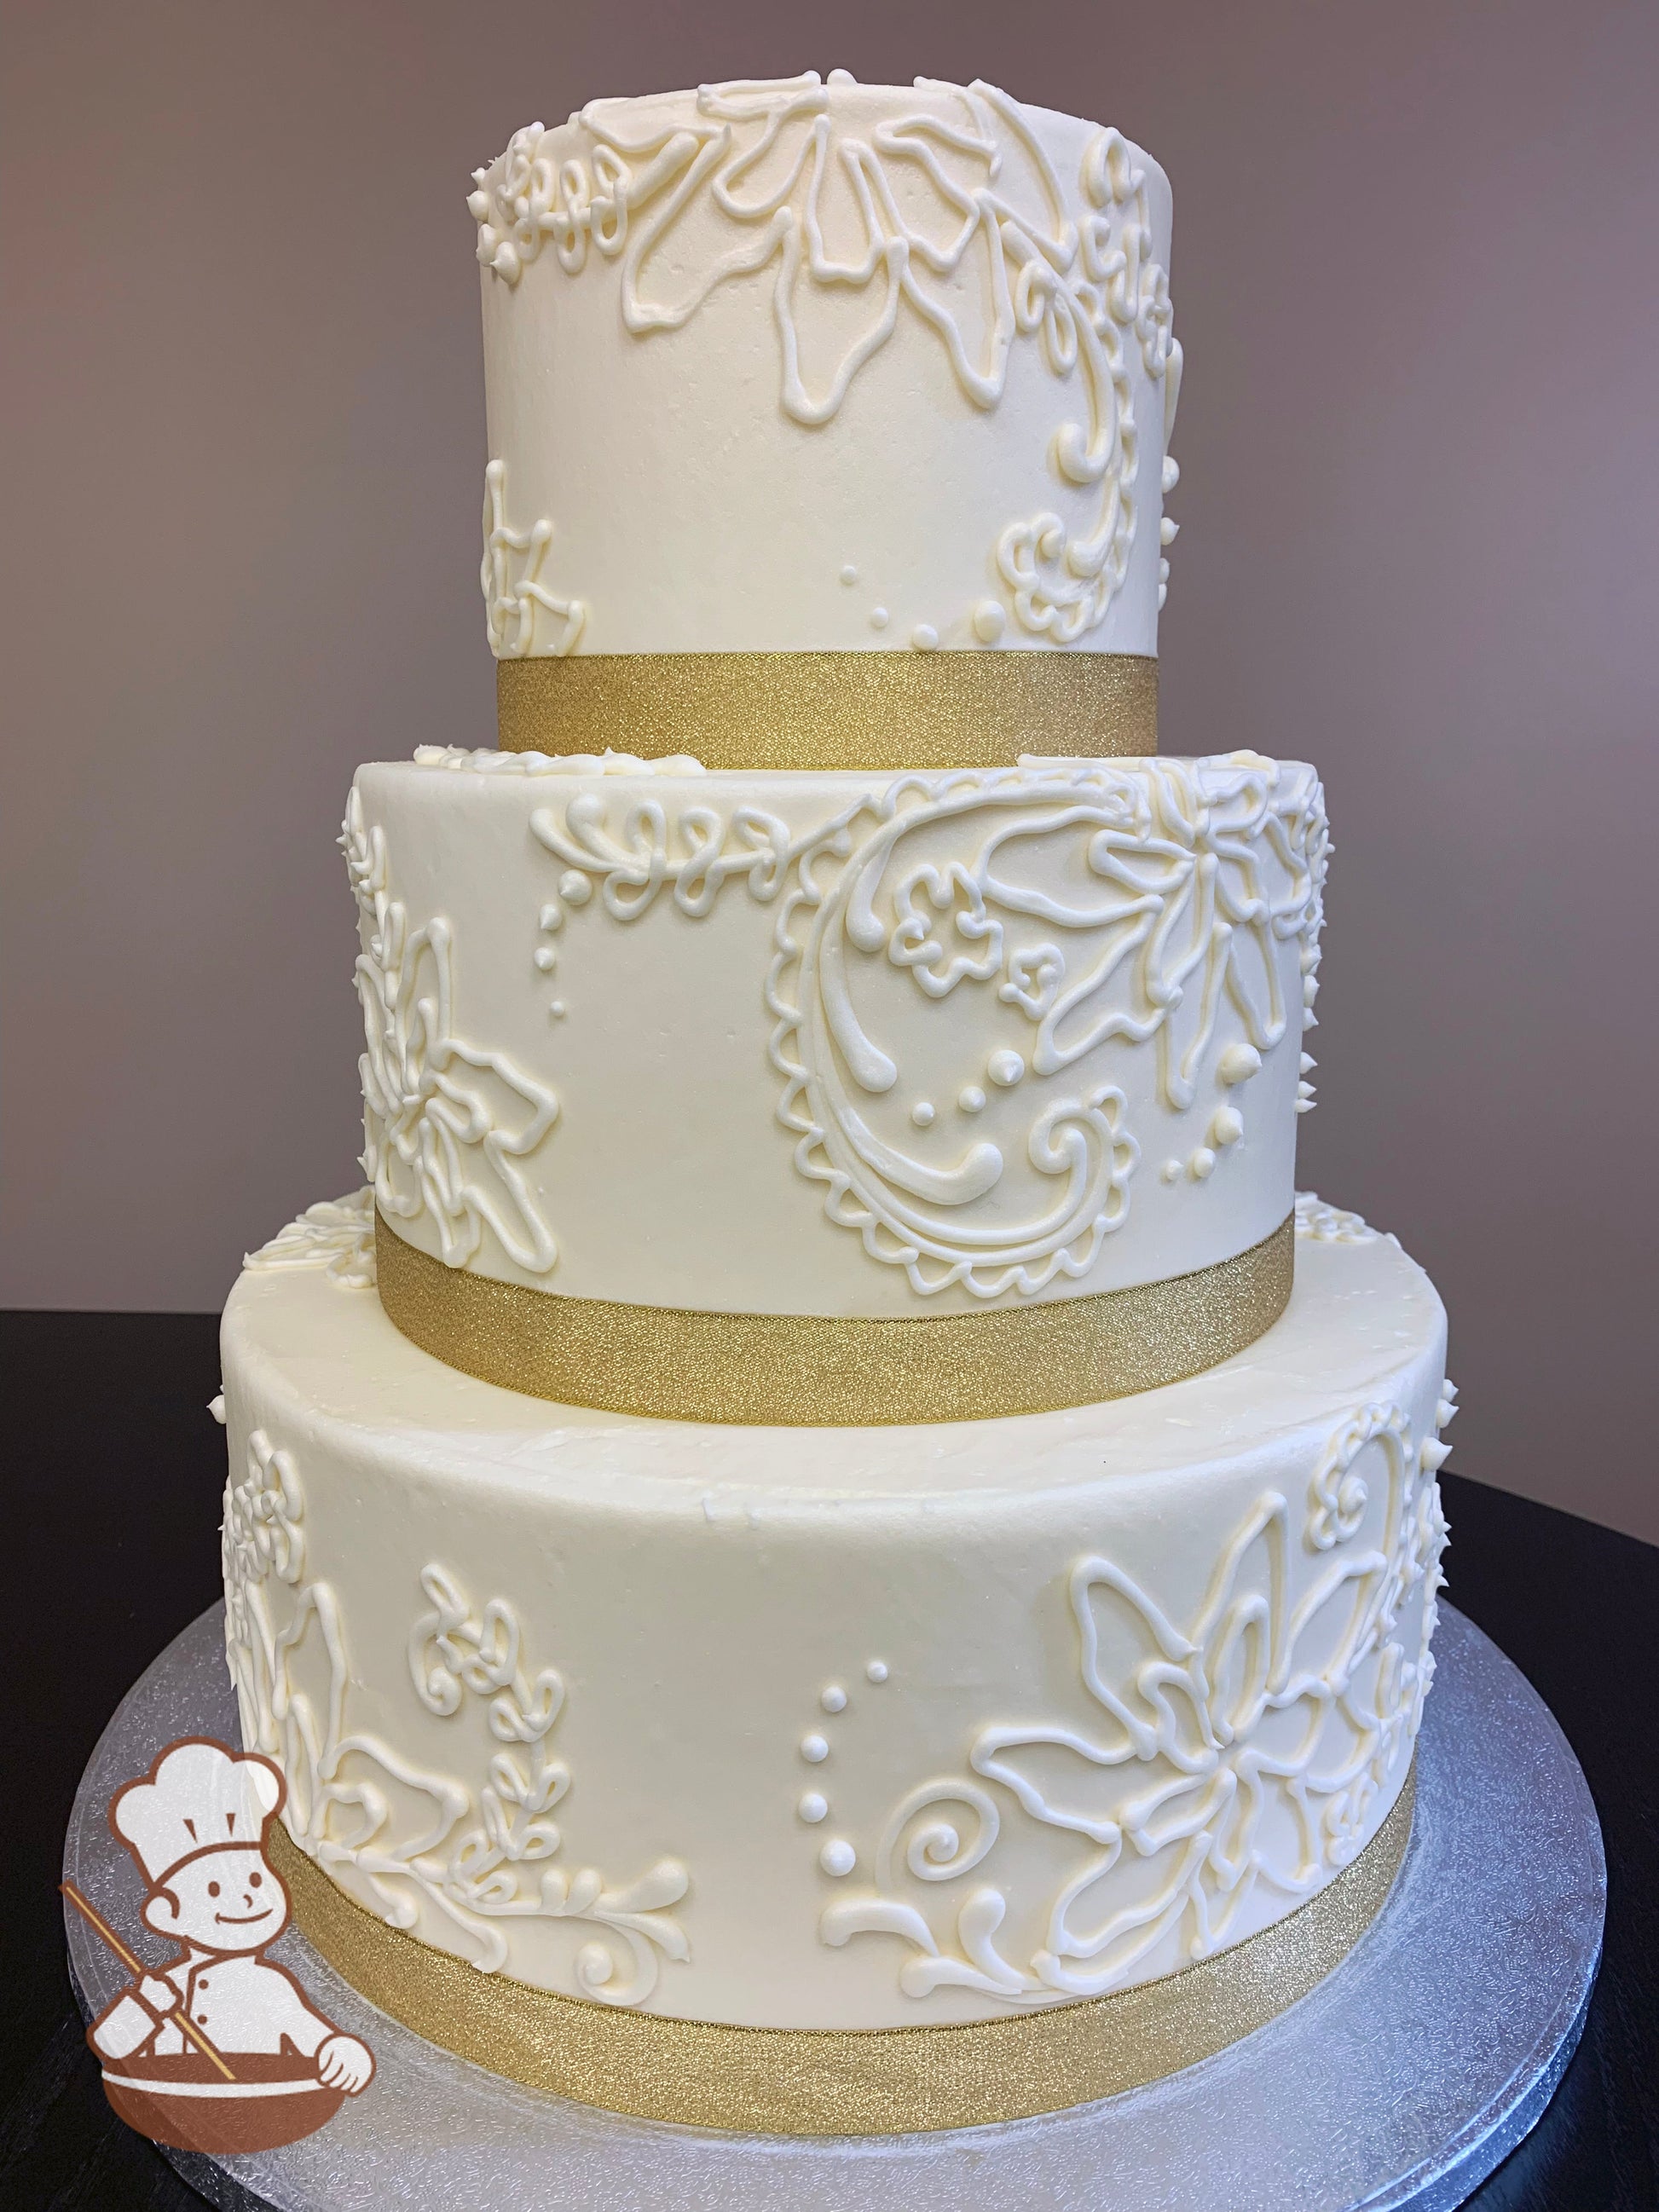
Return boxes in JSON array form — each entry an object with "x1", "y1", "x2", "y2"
[{"x1": 4, "y1": 1, "x2": 1656, "y2": 1543}]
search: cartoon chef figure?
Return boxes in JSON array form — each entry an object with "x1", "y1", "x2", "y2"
[{"x1": 89, "y1": 1738, "x2": 374, "y2": 2094}]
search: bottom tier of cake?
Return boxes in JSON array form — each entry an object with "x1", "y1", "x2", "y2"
[{"x1": 218, "y1": 1193, "x2": 1450, "y2": 2071}]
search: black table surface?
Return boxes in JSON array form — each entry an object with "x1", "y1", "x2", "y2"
[{"x1": 2, "y1": 1310, "x2": 1654, "y2": 2212}]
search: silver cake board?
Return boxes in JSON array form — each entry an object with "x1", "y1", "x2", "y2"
[{"x1": 64, "y1": 1602, "x2": 1603, "y2": 2212}]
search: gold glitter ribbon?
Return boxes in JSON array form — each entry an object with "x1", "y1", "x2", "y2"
[
  {"x1": 375, "y1": 1211, "x2": 1294, "y2": 1426},
  {"x1": 496, "y1": 650, "x2": 1158, "y2": 769},
  {"x1": 273, "y1": 1764, "x2": 1413, "y2": 2134}
]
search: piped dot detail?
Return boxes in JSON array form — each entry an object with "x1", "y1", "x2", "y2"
[{"x1": 1217, "y1": 1042, "x2": 1262, "y2": 1086}]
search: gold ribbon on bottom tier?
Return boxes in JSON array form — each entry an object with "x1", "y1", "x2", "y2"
[
  {"x1": 373, "y1": 1210, "x2": 1295, "y2": 1427},
  {"x1": 273, "y1": 1764, "x2": 1412, "y2": 2135},
  {"x1": 495, "y1": 650, "x2": 1159, "y2": 769}
]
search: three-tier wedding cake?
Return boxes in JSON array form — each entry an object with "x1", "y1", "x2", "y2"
[{"x1": 217, "y1": 72, "x2": 1453, "y2": 2134}]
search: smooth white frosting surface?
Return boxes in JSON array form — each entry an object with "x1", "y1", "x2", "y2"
[
  {"x1": 223, "y1": 1200, "x2": 1449, "y2": 2029},
  {"x1": 348, "y1": 750, "x2": 1325, "y2": 1315},
  {"x1": 469, "y1": 73, "x2": 1180, "y2": 657}
]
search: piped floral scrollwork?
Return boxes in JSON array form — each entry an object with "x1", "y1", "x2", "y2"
[
  {"x1": 244, "y1": 1189, "x2": 377, "y2": 1289},
  {"x1": 481, "y1": 459, "x2": 585, "y2": 660},
  {"x1": 345, "y1": 786, "x2": 559, "y2": 1275},
  {"x1": 223, "y1": 1438, "x2": 690, "y2": 2006},
  {"x1": 532, "y1": 754, "x2": 1326, "y2": 1299},
  {"x1": 468, "y1": 74, "x2": 1181, "y2": 643},
  {"x1": 820, "y1": 1384, "x2": 1452, "y2": 2003}
]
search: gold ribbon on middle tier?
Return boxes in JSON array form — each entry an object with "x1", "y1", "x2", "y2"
[
  {"x1": 496, "y1": 650, "x2": 1159, "y2": 769},
  {"x1": 374, "y1": 1211, "x2": 1294, "y2": 1426}
]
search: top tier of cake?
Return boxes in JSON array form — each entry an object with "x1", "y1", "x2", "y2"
[{"x1": 470, "y1": 73, "x2": 1180, "y2": 667}]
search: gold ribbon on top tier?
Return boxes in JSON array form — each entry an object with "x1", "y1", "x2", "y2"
[
  {"x1": 271, "y1": 1764, "x2": 1412, "y2": 2134},
  {"x1": 374, "y1": 1210, "x2": 1294, "y2": 1427},
  {"x1": 496, "y1": 650, "x2": 1158, "y2": 769}
]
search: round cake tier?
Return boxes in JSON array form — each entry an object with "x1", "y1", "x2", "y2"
[
  {"x1": 347, "y1": 748, "x2": 1325, "y2": 1418},
  {"x1": 470, "y1": 74, "x2": 1180, "y2": 667},
  {"x1": 223, "y1": 1194, "x2": 1449, "y2": 2040}
]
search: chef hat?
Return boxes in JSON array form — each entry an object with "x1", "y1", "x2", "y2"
[{"x1": 110, "y1": 1738, "x2": 285, "y2": 1888}]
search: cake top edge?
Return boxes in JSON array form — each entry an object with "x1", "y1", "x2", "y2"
[
  {"x1": 356, "y1": 746, "x2": 1320, "y2": 785},
  {"x1": 470, "y1": 71, "x2": 1168, "y2": 195},
  {"x1": 228, "y1": 1205, "x2": 1442, "y2": 1487}
]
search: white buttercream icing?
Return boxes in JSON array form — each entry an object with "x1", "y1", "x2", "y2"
[
  {"x1": 221, "y1": 1218, "x2": 1448, "y2": 2029},
  {"x1": 470, "y1": 74, "x2": 1179, "y2": 657}
]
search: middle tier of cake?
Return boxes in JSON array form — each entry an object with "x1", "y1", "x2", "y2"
[{"x1": 347, "y1": 746, "x2": 1327, "y2": 1418}]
